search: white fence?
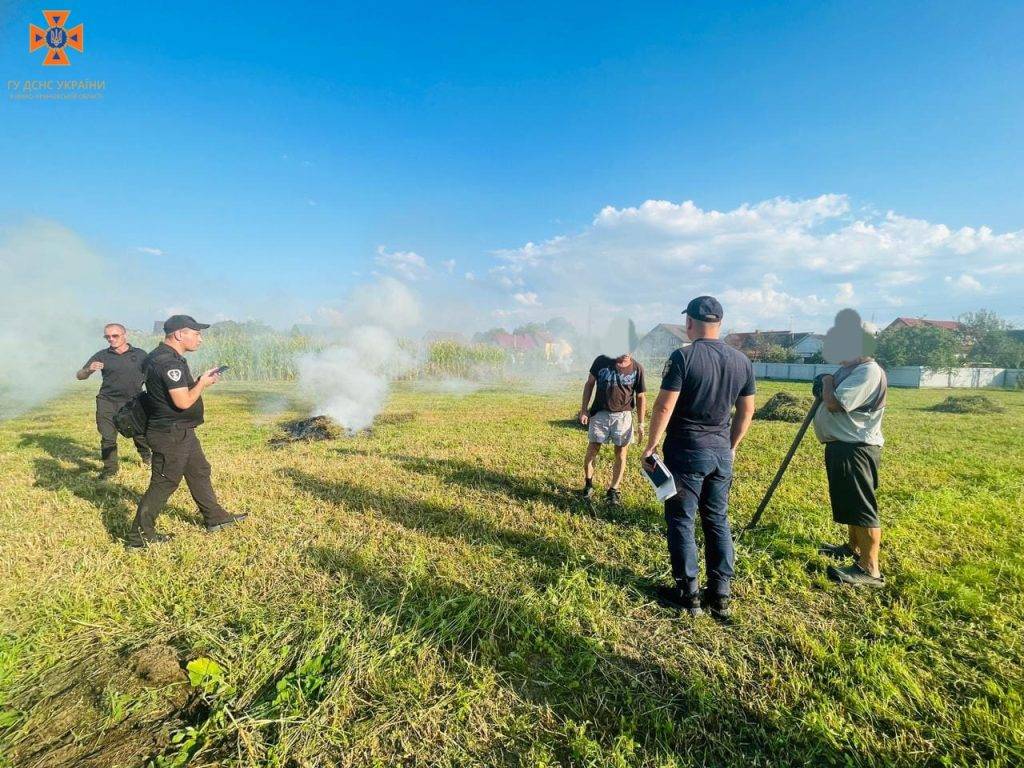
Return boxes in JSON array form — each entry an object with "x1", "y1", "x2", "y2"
[{"x1": 752, "y1": 363, "x2": 1024, "y2": 389}]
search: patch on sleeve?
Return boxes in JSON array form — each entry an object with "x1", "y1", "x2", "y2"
[{"x1": 167, "y1": 369, "x2": 183, "y2": 383}]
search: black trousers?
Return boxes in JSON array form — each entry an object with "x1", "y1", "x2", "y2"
[
  {"x1": 96, "y1": 397, "x2": 151, "y2": 471},
  {"x1": 130, "y1": 424, "x2": 230, "y2": 542}
]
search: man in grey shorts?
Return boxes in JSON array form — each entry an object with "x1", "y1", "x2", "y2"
[
  {"x1": 813, "y1": 309, "x2": 889, "y2": 588},
  {"x1": 577, "y1": 353, "x2": 646, "y2": 505}
]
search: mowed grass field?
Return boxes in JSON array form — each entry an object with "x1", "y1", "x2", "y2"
[{"x1": 1, "y1": 381, "x2": 1022, "y2": 767}]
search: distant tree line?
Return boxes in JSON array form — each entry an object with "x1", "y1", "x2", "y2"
[{"x1": 875, "y1": 309, "x2": 1024, "y2": 370}]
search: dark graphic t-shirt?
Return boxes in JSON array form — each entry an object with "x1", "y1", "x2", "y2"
[
  {"x1": 660, "y1": 339, "x2": 756, "y2": 450},
  {"x1": 143, "y1": 343, "x2": 204, "y2": 429},
  {"x1": 82, "y1": 345, "x2": 147, "y2": 402},
  {"x1": 589, "y1": 356, "x2": 646, "y2": 415}
]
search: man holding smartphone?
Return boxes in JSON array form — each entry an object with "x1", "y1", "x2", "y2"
[
  {"x1": 127, "y1": 315, "x2": 247, "y2": 548},
  {"x1": 641, "y1": 297, "x2": 756, "y2": 620}
]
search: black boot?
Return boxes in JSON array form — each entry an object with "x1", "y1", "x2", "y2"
[{"x1": 654, "y1": 585, "x2": 703, "y2": 617}]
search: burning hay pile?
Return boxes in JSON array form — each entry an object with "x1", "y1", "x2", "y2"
[
  {"x1": 271, "y1": 412, "x2": 417, "y2": 446},
  {"x1": 929, "y1": 394, "x2": 1005, "y2": 414},
  {"x1": 272, "y1": 415, "x2": 346, "y2": 445},
  {"x1": 755, "y1": 392, "x2": 816, "y2": 422}
]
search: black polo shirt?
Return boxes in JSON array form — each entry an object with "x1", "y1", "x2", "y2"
[
  {"x1": 660, "y1": 338, "x2": 756, "y2": 450},
  {"x1": 143, "y1": 343, "x2": 204, "y2": 429},
  {"x1": 82, "y1": 345, "x2": 147, "y2": 402}
]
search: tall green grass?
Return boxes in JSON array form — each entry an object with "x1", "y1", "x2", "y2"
[{"x1": 1, "y1": 382, "x2": 1022, "y2": 766}]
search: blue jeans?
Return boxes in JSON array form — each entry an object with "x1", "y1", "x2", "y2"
[{"x1": 663, "y1": 447, "x2": 735, "y2": 597}]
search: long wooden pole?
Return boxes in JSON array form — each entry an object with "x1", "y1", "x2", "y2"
[{"x1": 739, "y1": 396, "x2": 821, "y2": 536}]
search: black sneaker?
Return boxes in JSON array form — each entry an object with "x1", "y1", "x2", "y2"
[
  {"x1": 827, "y1": 562, "x2": 886, "y2": 588},
  {"x1": 703, "y1": 591, "x2": 732, "y2": 622},
  {"x1": 818, "y1": 542, "x2": 856, "y2": 560},
  {"x1": 605, "y1": 488, "x2": 622, "y2": 507},
  {"x1": 580, "y1": 483, "x2": 595, "y2": 501},
  {"x1": 140, "y1": 455, "x2": 152, "y2": 467},
  {"x1": 126, "y1": 532, "x2": 173, "y2": 549},
  {"x1": 654, "y1": 585, "x2": 703, "y2": 617},
  {"x1": 206, "y1": 513, "x2": 249, "y2": 533}
]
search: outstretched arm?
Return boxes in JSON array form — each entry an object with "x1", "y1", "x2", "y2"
[
  {"x1": 76, "y1": 360, "x2": 102, "y2": 380},
  {"x1": 168, "y1": 369, "x2": 221, "y2": 410}
]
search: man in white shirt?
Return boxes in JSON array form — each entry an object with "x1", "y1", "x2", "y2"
[{"x1": 813, "y1": 356, "x2": 888, "y2": 587}]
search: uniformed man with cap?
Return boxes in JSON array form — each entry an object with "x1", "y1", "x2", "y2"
[
  {"x1": 127, "y1": 314, "x2": 247, "y2": 548},
  {"x1": 641, "y1": 296, "x2": 757, "y2": 621},
  {"x1": 76, "y1": 323, "x2": 152, "y2": 478}
]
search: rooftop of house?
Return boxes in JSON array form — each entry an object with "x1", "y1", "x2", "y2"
[
  {"x1": 641, "y1": 323, "x2": 688, "y2": 342},
  {"x1": 724, "y1": 331, "x2": 818, "y2": 349},
  {"x1": 886, "y1": 317, "x2": 962, "y2": 332}
]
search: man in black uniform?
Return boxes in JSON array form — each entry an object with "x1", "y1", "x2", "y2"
[
  {"x1": 642, "y1": 297, "x2": 757, "y2": 620},
  {"x1": 127, "y1": 315, "x2": 247, "y2": 548},
  {"x1": 76, "y1": 323, "x2": 152, "y2": 478}
]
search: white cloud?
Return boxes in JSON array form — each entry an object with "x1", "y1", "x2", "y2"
[
  {"x1": 375, "y1": 246, "x2": 429, "y2": 281},
  {"x1": 136, "y1": 246, "x2": 164, "y2": 256},
  {"x1": 464, "y1": 272, "x2": 476, "y2": 281},
  {"x1": 486, "y1": 194, "x2": 1024, "y2": 330},
  {"x1": 441, "y1": 259, "x2": 456, "y2": 273},
  {"x1": 944, "y1": 274, "x2": 984, "y2": 293},
  {"x1": 513, "y1": 291, "x2": 540, "y2": 306}
]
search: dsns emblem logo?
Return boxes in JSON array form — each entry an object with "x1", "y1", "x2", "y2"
[{"x1": 29, "y1": 10, "x2": 84, "y2": 66}]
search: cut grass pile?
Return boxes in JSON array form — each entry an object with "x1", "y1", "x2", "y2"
[
  {"x1": 272, "y1": 415, "x2": 345, "y2": 444},
  {"x1": 754, "y1": 390, "x2": 816, "y2": 422},
  {"x1": 929, "y1": 394, "x2": 1006, "y2": 414},
  {"x1": 1, "y1": 382, "x2": 1022, "y2": 767}
]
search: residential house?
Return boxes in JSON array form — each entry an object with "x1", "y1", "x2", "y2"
[
  {"x1": 633, "y1": 324, "x2": 689, "y2": 372},
  {"x1": 723, "y1": 331, "x2": 823, "y2": 362}
]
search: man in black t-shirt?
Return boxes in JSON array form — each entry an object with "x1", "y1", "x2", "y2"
[
  {"x1": 577, "y1": 353, "x2": 647, "y2": 505},
  {"x1": 642, "y1": 297, "x2": 756, "y2": 620},
  {"x1": 75, "y1": 323, "x2": 151, "y2": 477},
  {"x1": 127, "y1": 315, "x2": 247, "y2": 548}
]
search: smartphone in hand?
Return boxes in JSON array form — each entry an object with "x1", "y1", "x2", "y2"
[
  {"x1": 643, "y1": 454, "x2": 673, "y2": 487},
  {"x1": 211, "y1": 365, "x2": 230, "y2": 375}
]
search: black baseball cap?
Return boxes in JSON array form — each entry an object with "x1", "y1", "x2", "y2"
[
  {"x1": 684, "y1": 296, "x2": 724, "y2": 322},
  {"x1": 163, "y1": 314, "x2": 210, "y2": 334}
]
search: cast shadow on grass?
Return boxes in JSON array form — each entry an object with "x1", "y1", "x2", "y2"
[
  {"x1": 300, "y1": 542, "x2": 840, "y2": 766},
  {"x1": 18, "y1": 432, "x2": 197, "y2": 542},
  {"x1": 281, "y1": 468, "x2": 651, "y2": 592},
  {"x1": 736, "y1": 522, "x2": 837, "y2": 579},
  {"x1": 331, "y1": 445, "x2": 662, "y2": 534},
  {"x1": 547, "y1": 417, "x2": 587, "y2": 431}
]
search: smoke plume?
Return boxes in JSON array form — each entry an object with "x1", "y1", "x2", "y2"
[
  {"x1": 296, "y1": 278, "x2": 420, "y2": 431},
  {"x1": 0, "y1": 220, "x2": 124, "y2": 418}
]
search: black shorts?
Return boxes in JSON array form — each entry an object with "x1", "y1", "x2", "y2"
[{"x1": 824, "y1": 442, "x2": 881, "y2": 528}]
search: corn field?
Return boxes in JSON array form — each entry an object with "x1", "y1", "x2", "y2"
[
  {"x1": 133, "y1": 329, "x2": 327, "y2": 382},
  {"x1": 419, "y1": 340, "x2": 509, "y2": 379}
]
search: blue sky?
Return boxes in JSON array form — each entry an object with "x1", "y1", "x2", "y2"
[{"x1": 1, "y1": 0, "x2": 1023, "y2": 331}]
